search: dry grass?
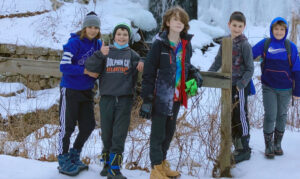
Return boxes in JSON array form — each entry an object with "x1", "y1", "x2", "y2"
[
  {"x1": 3, "y1": 105, "x2": 59, "y2": 141},
  {"x1": 0, "y1": 82, "x2": 299, "y2": 177}
]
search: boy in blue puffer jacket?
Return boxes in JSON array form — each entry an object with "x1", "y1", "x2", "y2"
[
  {"x1": 57, "y1": 11, "x2": 102, "y2": 176},
  {"x1": 252, "y1": 17, "x2": 300, "y2": 159}
]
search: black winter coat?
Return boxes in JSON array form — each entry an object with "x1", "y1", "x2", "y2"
[{"x1": 141, "y1": 31, "x2": 199, "y2": 116}]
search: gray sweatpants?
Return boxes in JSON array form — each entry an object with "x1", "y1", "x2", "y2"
[{"x1": 262, "y1": 84, "x2": 292, "y2": 133}]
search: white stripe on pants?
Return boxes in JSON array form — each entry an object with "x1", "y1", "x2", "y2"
[
  {"x1": 58, "y1": 87, "x2": 66, "y2": 154},
  {"x1": 239, "y1": 88, "x2": 249, "y2": 136}
]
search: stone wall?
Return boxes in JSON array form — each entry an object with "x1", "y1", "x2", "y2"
[{"x1": 0, "y1": 44, "x2": 62, "y2": 90}]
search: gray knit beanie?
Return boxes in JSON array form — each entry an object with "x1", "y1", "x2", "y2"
[{"x1": 82, "y1": 11, "x2": 100, "y2": 29}]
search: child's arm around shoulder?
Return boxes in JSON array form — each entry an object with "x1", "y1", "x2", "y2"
[
  {"x1": 130, "y1": 49, "x2": 141, "y2": 69},
  {"x1": 134, "y1": 49, "x2": 144, "y2": 72},
  {"x1": 85, "y1": 50, "x2": 106, "y2": 74},
  {"x1": 252, "y1": 38, "x2": 267, "y2": 59}
]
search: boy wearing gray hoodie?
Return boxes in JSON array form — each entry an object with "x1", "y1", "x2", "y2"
[
  {"x1": 209, "y1": 11, "x2": 254, "y2": 164},
  {"x1": 85, "y1": 23, "x2": 142, "y2": 179}
]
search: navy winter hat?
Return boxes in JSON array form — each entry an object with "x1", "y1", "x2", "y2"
[
  {"x1": 82, "y1": 11, "x2": 100, "y2": 29},
  {"x1": 112, "y1": 23, "x2": 132, "y2": 39}
]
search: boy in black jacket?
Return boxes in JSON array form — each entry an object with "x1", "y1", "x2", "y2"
[
  {"x1": 85, "y1": 23, "x2": 142, "y2": 179},
  {"x1": 139, "y1": 6, "x2": 202, "y2": 179}
]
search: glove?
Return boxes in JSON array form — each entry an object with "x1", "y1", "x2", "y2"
[
  {"x1": 185, "y1": 79, "x2": 198, "y2": 96},
  {"x1": 193, "y1": 70, "x2": 203, "y2": 88},
  {"x1": 139, "y1": 102, "x2": 152, "y2": 119},
  {"x1": 139, "y1": 95, "x2": 153, "y2": 119}
]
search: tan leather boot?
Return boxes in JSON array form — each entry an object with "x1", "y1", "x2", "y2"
[
  {"x1": 162, "y1": 160, "x2": 181, "y2": 177},
  {"x1": 150, "y1": 164, "x2": 168, "y2": 179}
]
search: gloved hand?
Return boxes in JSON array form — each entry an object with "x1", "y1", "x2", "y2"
[
  {"x1": 193, "y1": 70, "x2": 203, "y2": 88},
  {"x1": 185, "y1": 79, "x2": 198, "y2": 96},
  {"x1": 139, "y1": 95, "x2": 153, "y2": 119}
]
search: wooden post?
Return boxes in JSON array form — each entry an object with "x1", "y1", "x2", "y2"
[
  {"x1": 290, "y1": 12, "x2": 300, "y2": 45},
  {"x1": 219, "y1": 37, "x2": 232, "y2": 177}
]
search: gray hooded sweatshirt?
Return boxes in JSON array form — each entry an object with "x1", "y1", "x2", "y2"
[
  {"x1": 85, "y1": 46, "x2": 140, "y2": 96},
  {"x1": 208, "y1": 34, "x2": 254, "y2": 89}
]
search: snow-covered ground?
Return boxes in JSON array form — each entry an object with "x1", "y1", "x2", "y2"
[
  {"x1": 0, "y1": 82, "x2": 59, "y2": 119},
  {"x1": 0, "y1": 128, "x2": 300, "y2": 179}
]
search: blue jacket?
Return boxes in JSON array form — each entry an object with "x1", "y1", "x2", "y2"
[
  {"x1": 60, "y1": 33, "x2": 102, "y2": 90},
  {"x1": 252, "y1": 17, "x2": 300, "y2": 97}
]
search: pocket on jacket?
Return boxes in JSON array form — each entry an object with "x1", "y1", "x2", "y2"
[
  {"x1": 263, "y1": 69, "x2": 292, "y2": 87},
  {"x1": 159, "y1": 52, "x2": 172, "y2": 68},
  {"x1": 264, "y1": 69, "x2": 291, "y2": 81}
]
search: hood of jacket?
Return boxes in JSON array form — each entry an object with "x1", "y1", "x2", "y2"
[
  {"x1": 270, "y1": 17, "x2": 288, "y2": 42},
  {"x1": 154, "y1": 31, "x2": 193, "y2": 47}
]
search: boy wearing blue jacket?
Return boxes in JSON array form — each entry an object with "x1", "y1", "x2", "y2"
[
  {"x1": 58, "y1": 11, "x2": 102, "y2": 176},
  {"x1": 252, "y1": 17, "x2": 300, "y2": 158}
]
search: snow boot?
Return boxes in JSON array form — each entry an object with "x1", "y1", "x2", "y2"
[
  {"x1": 232, "y1": 136, "x2": 251, "y2": 164},
  {"x1": 274, "y1": 129, "x2": 284, "y2": 155},
  {"x1": 107, "y1": 153, "x2": 127, "y2": 179},
  {"x1": 57, "y1": 153, "x2": 80, "y2": 176},
  {"x1": 162, "y1": 160, "x2": 181, "y2": 177},
  {"x1": 264, "y1": 132, "x2": 275, "y2": 159},
  {"x1": 69, "y1": 148, "x2": 88, "y2": 171},
  {"x1": 150, "y1": 164, "x2": 169, "y2": 179},
  {"x1": 100, "y1": 152, "x2": 110, "y2": 176}
]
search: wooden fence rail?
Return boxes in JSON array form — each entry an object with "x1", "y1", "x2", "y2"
[
  {"x1": 0, "y1": 56, "x2": 231, "y2": 89},
  {"x1": 0, "y1": 57, "x2": 61, "y2": 77}
]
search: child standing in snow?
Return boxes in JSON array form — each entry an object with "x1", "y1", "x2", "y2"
[
  {"x1": 208, "y1": 11, "x2": 254, "y2": 164},
  {"x1": 85, "y1": 23, "x2": 142, "y2": 179},
  {"x1": 252, "y1": 17, "x2": 300, "y2": 158},
  {"x1": 58, "y1": 11, "x2": 102, "y2": 176},
  {"x1": 139, "y1": 6, "x2": 202, "y2": 179}
]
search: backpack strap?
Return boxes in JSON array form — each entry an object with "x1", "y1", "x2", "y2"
[
  {"x1": 261, "y1": 38, "x2": 271, "y2": 72},
  {"x1": 263, "y1": 38, "x2": 272, "y2": 59},
  {"x1": 284, "y1": 39, "x2": 292, "y2": 68}
]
